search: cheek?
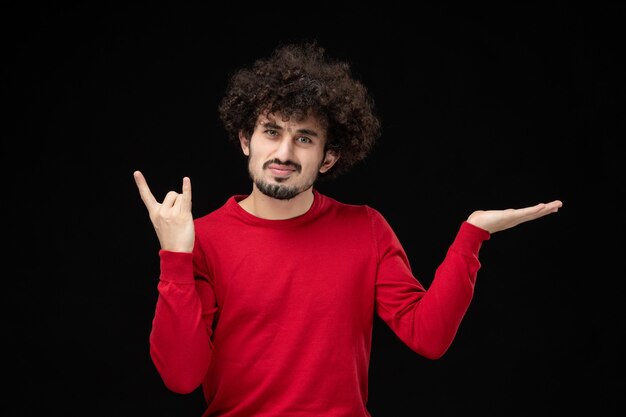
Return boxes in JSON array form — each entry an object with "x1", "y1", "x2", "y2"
[
  {"x1": 249, "y1": 141, "x2": 272, "y2": 159},
  {"x1": 248, "y1": 151, "x2": 269, "y2": 172},
  {"x1": 313, "y1": 153, "x2": 327, "y2": 169}
]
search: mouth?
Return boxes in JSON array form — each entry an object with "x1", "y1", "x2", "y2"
[{"x1": 267, "y1": 164, "x2": 297, "y2": 178}]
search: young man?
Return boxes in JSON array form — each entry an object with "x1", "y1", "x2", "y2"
[{"x1": 133, "y1": 42, "x2": 562, "y2": 416}]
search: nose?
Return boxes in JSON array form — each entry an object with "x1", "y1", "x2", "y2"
[{"x1": 273, "y1": 135, "x2": 295, "y2": 161}]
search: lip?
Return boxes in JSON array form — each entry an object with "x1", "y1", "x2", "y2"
[{"x1": 268, "y1": 164, "x2": 296, "y2": 177}]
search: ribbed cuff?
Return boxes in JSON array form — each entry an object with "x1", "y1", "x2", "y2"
[
  {"x1": 449, "y1": 221, "x2": 491, "y2": 258},
  {"x1": 159, "y1": 250, "x2": 194, "y2": 284}
]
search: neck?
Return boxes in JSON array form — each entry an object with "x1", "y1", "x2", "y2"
[{"x1": 239, "y1": 186, "x2": 315, "y2": 220}]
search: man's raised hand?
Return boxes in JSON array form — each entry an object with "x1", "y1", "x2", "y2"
[
  {"x1": 467, "y1": 200, "x2": 563, "y2": 234},
  {"x1": 133, "y1": 170, "x2": 195, "y2": 253}
]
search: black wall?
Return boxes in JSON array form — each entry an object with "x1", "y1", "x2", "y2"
[{"x1": 6, "y1": 3, "x2": 624, "y2": 416}]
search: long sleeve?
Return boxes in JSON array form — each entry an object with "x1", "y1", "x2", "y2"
[
  {"x1": 149, "y1": 250, "x2": 217, "y2": 394},
  {"x1": 373, "y1": 211, "x2": 490, "y2": 359}
]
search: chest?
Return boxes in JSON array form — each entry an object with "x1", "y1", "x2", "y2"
[{"x1": 207, "y1": 225, "x2": 376, "y2": 318}]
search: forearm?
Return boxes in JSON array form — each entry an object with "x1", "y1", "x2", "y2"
[
  {"x1": 149, "y1": 251, "x2": 214, "y2": 394},
  {"x1": 412, "y1": 221, "x2": 489, "y2": 357}
]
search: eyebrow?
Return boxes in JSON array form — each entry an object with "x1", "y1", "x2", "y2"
[{"x1": 261, "y1": 121, "x2": 320, "y2": 137}]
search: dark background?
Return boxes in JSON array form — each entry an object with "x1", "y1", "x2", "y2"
[{"x1": 5, "y1": 3, "x2": 624, "y2": 416}]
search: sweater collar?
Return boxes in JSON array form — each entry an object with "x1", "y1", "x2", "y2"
[{"x1": 228, "y1": 189, "x2": 324, "y2": 227}]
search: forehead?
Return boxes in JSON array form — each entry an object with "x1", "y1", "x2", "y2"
[{"x1": 256, "y1": 112, "x2": 327, "y2": 135}]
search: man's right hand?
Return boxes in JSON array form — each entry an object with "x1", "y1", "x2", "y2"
[{"x1": 133, "y1": 170, "x2": 195, "y2": 253}]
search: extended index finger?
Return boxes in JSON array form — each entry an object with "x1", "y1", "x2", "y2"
[{"x1": 133, "y1": 170, "x2": 158, "y2": 209}]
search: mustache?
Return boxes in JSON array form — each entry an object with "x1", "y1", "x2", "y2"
[{"x1": 262, "y1": 158, "x2": 302, "y2": 173}]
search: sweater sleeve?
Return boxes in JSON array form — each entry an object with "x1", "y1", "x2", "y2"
[
  {"x1": 149, "y1": 249, "x2": 217, "y2": 394},
  {"x1": 372, "y1": 209, "x2": 490, "y2": 359}
]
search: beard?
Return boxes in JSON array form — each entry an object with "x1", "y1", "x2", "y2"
[{"x1": 253, "y1": 176, "x2": 316, "y2": 200}]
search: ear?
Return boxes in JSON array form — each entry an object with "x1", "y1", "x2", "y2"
[
  {"x1": 319, "y1": 150, "x2": 340, "y2": 173},
  {"x1": 238, "y1": 131, "x2": 250, "y2": 156}
]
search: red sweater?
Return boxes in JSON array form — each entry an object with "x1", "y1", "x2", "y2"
[{"x1": 150, "y1": 190, "x2": 490, "y2": 417}]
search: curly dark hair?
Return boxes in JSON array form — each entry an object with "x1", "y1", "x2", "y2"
[{"x1": 217, "y1": 41, "x2": 381, "y2": 179}]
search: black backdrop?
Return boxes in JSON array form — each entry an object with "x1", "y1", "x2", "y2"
[{"x1": 5, "y1": 3, "x2": 624, "y2": 416}]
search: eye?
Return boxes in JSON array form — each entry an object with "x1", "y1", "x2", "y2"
[
  {"x1": 265, "y1": 129, "x2": 279, "y2": 137},
  {"x1": 296, "y1": 136, "x2": 312, "y2": 144}
]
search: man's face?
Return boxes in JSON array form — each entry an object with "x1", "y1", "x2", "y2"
[{"x1": 239, "y1": 112, "x2": 338, "y2": 200}]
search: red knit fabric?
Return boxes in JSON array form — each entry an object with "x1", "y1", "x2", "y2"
[{"x1": 149, "y1": 190, "x2": 490, "y2": 416}]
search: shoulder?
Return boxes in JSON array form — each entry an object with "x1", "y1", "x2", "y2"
[
  {"x1": 316, "y1": 191, "x2": 387, "y2": 225},
  {"x1": 194, "y1": 195, "x2": 241, "y2": 228}
]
